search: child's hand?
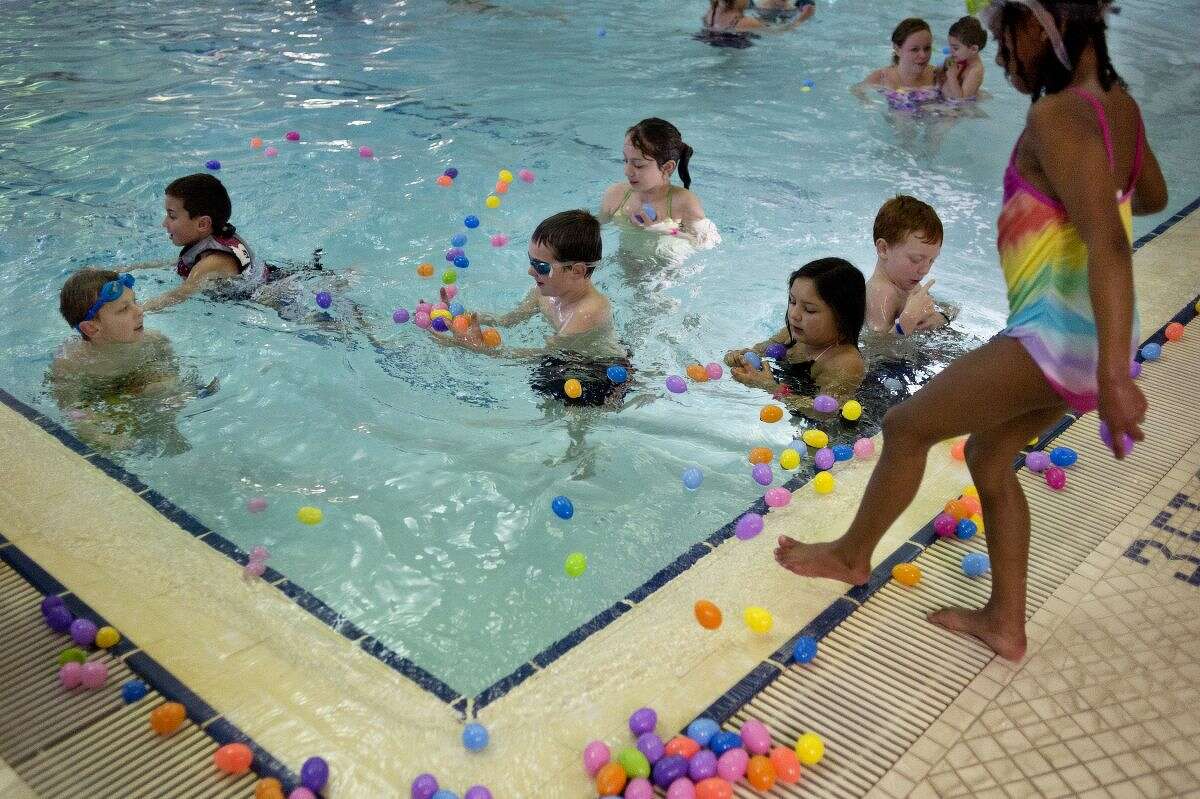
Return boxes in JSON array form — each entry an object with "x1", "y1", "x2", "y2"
[
  {"x1": 724, "y1": 349, "x2": 750, "y2": 368},
  {"x1": 731, "y1": 361, "x2": 778, "y2": 390},
  {"x1": 898, "y1": 279, "x2": 936, "y2": 333},
  {"x1": 454, "y1": 314, "x2": 485, "y2": 348},
  {"x1": 1098, "y1": 375, "x2": 1147, "y2": 459}
]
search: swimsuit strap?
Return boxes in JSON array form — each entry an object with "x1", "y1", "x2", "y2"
[
  {"x1": 1067, "y1": 86, "x2": 1116, "y2": 170},
  {"x1": 616, "y1": 186, "x2": 633, "y2": 217},
  {"x1": 666, "y1": 186, "x2": 674, "y2": 218},
  {"x1": 1127, "y1": 104, "x2": 1146, "y2": 196}
]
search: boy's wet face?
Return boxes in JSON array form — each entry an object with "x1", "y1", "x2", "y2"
[
  {"x1": 878, "y1": 232, "x2": 941, "y2": 289},
  {"x1": 787, "y1": 277, "x2": 839, "y2": 347},
  {"x1": 948, "y1": 35, "x2": 977, "y2": 64},
  {"x1": 85, "y1": 288, "x2": 145, "y2": 344},
  {"x1": 528, "y1": 240, "x2": 582, "y2": 297},
  {"x1": 895, "y1": 30, "x2": 933, "y2": 70},
  {"x1": 162, "y1": 194, "x2": 208, "y2": 247}
]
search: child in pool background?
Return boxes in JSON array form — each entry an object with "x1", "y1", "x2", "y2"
[
  {"x1": 50, "y1": 268, "x2": 213, "y2": 455},
  {"x1": 865, "y1": 195, "x2": 951, "y2": 336},
  {"x1": 776, "y1": 0, "x2": 1167, "y2": 662},
  {"x1": 598, "y1": 118, "x2": 721, "y2": 258},
  {"x1": 724, "y1": 258, "x2": 866, "y2": 417},
  {"x1": 858, "y1": 18, "x2": 940, "y2": 111},
  {"x1": 701, "y1": 0, "x2": 811, "y2": 32},
  {"x1": 748, "y1": 0, "x2": 815, "y2": 25},
  {"x1": 941, "y1": 15, "x2": 988, "y2": 100}
]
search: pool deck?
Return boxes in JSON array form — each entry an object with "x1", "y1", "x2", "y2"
[{"x1": 1, "y1": 202, "x2": 1198, "y2": 797}]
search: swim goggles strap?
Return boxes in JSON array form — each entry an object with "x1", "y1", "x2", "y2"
[
  {"x1": 78, "y1": 273, "x2": 135, "y2": 329},
  {"x1": 982, "y1": 0, "x2": 1073, "y2": 70}
]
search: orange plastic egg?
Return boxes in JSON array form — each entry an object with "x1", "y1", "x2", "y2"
[
  {"x1": 950, "y1": 439, "x2": 967, "y2": 460},
  {"x1": 595, "y1": 761, "x2": 627, "y2": 795},
  {"x1": 149, "y1": 702, "x2": 186, "y2": 736},
  {"x1": 481, "y1": 328, "x2": 502, "y2": 348},
  {"x1": 664, "y1": 736, "x2": 701, "y2": 759},
  {"x1": 760, "y1": 405, "x2": 784, "y2": 423},
  {"x1": 436, "y1": 175, "x2": 453, "y2": 187},
  {"x1": 417, "y1": 262, "x2": 434, "y2": 277},
  {"x1": 944, "y1": 499, "x2": 970, "y2": 520},
  {"x1": 960, "y1": 495, "x2": 982, "y2": 516},
  {"x1": 494, "y1": 180, "x2": 509, "y2": 194},
  {"x1": 452, "y1": 315, "x2": 471, "y2": 334},
  {"x1": 747, "y1": 755, "x2": 777, "y2": 790},
  {"x1": 891, "y1": 563, "x2": 921, "y2": 587},
  {"x1": 255, "y1": 778, "x2": 285, "y2": 799},
  {"x1": 694, "y1": 599, "x2": 723, "y2": 630},
  {"x1": 686, "y1": 363, "x2": 709, "y2": 382},
  {"x1": 250, "y1": 137, "x2": 263, "y2": 149},
  {"x1": 769, "y1": 746, "x2": 801, "y2": 783},
  {"x1": 1165, "y1": 322, "x2": 1184, "y2": 342},
  {"x1": 749, "y1": 447, "x2": 773, "y2": 465},
  {"x1": 695, "y1": 777, "x2": 733, "y2": 799},
  {"x1": 213, "y1": 743, "x2": 253, "y2": 775}
]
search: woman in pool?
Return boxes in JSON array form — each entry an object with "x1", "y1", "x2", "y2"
[
  {"x1": 598, "y1": 118, "x2": 720, "y2": 257},
  {"x1": 778, "y1": 0, "x2": 1167, "y2": 661},
  {"x1": 858, "y1": 18, "x2": 941, "y2": 112},
  {"x1": 725, "y1": 258, "x2": 866, "y2": 418}
]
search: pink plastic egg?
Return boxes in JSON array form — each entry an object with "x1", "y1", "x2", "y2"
[
  {"x1": 666, "y1": 777, "x2": 696, "y2": 799},
  {"x1": 853, "y1": 437, "x2": 875, "y2": 459},
  {"x1": 704, "y1": 362, "x2": 723, "y2": 380},
  {"x1": 764, "y1": 487, "x2": 791, "y2": 508},
  {"x1": 716, "y1": 748, "x2": 749, "y2": 782},
  {"x1": 624, "y1": 778, "x2": 653, "y2": 799},
  {"x1": 414, "y1": 312, "x2": 431, "y2": 330},
  {"x1": 490, "y1": 233, "x2": 509, "y2": 247},
  {"x1": 1045, "y1": 466, "x2": 1067, "y2": 490},
  {"x1": 358, "y1": 145, "x2": 374, "y2": 158},
  {"x1": 264, "y1": 147, "x2": 279, "y2": 157},
  {"x1": 933, "y1": 512, "x2": 958, "y2": 537},
  {"x1": 59, "y1": 662, "x2": 83, "y2": 689},
  {"x1": 285, "y1": 131, "x2": 300, "y2": 141},
  {"x1": 80, "y1": 660, "x2": 107, "y2": 689},
  {"x1": 246, "y1": 496, "x2": 268, "y2": 513},
  {"x1": 583, "y1": 740, "x2": 610, "y2": 776},
  {"x1": 518, "y1": 169, "x2": 535, "y2": 183},
  {"x1": 740, "y1": 719, "x2": 772, "y2": 755}
]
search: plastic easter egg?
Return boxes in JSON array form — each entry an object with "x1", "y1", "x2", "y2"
[
  {"x1": 205, "y1": 159, "x2": 221, "y2": 170},
  {"x1": 1141, "y1": 342, "x2": 1161, "y2": 360},
  {"x1": 564, "y1": 378, "x2": 583, "y2": 399},
  {"x1": 764, "y1": 343, "x2": 787, "y2": 360},
  {"x1": 638, "y1": 732, "x2": 665, "y2": 765},
  {"x1": 764, "y1": 487, "x2": 791, "y2": 508},
  {"x1": 747, "y1": 755, "x2": 776, "y2": 790},
  {"x1": 744, "y1": 606, "x2": 773, "y2": 634},
  {"x1": 300, "y1": 756, "x2": 329, "y2": 791},
  {"x1": 962, "y1": 552, "x2": 990, "y2": 577},
  {"x1": 122, "y1": 679, "x2": 148, "y2": 703},
  {"x1": 442, "y1": 167, "x2": 458, "y2": 179},
  {"x1": 454, "y1": 255, "x2": 470, "y2": 269},
  {"x1": 518, "y1": 168, "x2": 535, "y2": 183},
  {"x1": 417, "y1": 262, "x2": 434, "y2": 277},
  {"x1": 748, "y1": 447, "x2": 772, "y2": 465},
  {"x1": 945, "y1": 499, "x2": 970, "y2": 520},
  {"x1": 686, "y1": 363, "x2": 708, "y2": 382},
  {"x1": 358, "y1": 145, "x2": 374, "y2": 158},
  {"x1": 970, "y1": 513, "x2": 985, "y2": 534},
  {"x1": 1165, "y1": 322, "x2": 1184, "y2": 341},
  {"x1": 666, "y1": 375, "x2": 687, "y2": 393},
  {"x1": 629, "y1": 707, "x2": 657, "y2": 736},
  {"x1": 250, "y1": 137, "x2": 263, "y2": 149},
  {"x1": 494, "y1": 180, "x2": 509, "y2": 194},
  {"x1": 490, "y1": 233, "x2": 508, "y2": 247},
  {"x1": 802, "y1": 429, "x2": 829, "y2": 449},
  {"x1": 705, "y1": 362, "x2": 723, "y2": 379},
  {"x1": 688, "y1": 749, "x2": 718, "y2": 781},
  {"x1": 742, "y1": 351, "x2": 762, "y2": 370},
  {"x1": 442, "y1": 269, "x2": 458, "y2": 285},
  {"x1": 45, "y1": 604, "x2": 73, "y2": 633},
  {"x1": 795, "y1": 732, "x2": 824, "y2": 766},
  {"x1": 1045, "y1": 466, "x2": 1067, "y2": 490},
  {"x1": 751, "y1": 464, "x2": 773, "y2": 486},
  {"x1": 463, "y1": 215, "x2": 479, "y2": 228},
  {"x1": 481, "y1": 328, "x2": 502, "y2": 347},
  {"x1": 760, "y1": 405, "x2": 784, "y2": 423},
  {"x1": 551, "y1": 495, "x2": 574, "y2": 519},
  {"x1": 498, "y1": 169, "x2": 514, "y2": 183},
  {"x1": 462, "y1": 722, "x2": 489, "y2": 751},
  {"x1": 666, "y1": 777, "x2": 696, "y2": 799},
  {"x1": 779, "y1": 448, "x2": 800, "y2": 470},
  {"x1": 792, "y1": 635, "x2": 817, "y2": 663},
  {"x1": 735, "y1": 512, "x2": 764, "y2": 541},
  {"x1": 95, "y1": 625, "x2": 120, "y2": 649},
  {"x1": 956, "y1": 518, "x2": 977, "y2": 540},
  {"x1": 59, "y1": 662, "x2": 83, "y2": 689},
  {"x1": 583, "y1": 740, "x2": 611, "y2": 775},
  {"x1": 485, "y1": 195, "x2": 501, "y2": 209},
  {"x1": 694, "y1": 599, "x2": 723, "y2": 630},
  {"x1": 686, "y1": 718, "x2": 720, "y2": 747},
  {"x1": 841, "y1": 399, "x2": 863, "y2": 421},
  {"x1": 58, "y1": 646, "x2": 87, "y2": 665},
  {"x1": 813, "y1": 394, "x2": 838, "y2": 413},
  {"x1": 255, "y1": 778, "x2": 284, "y2": 799},
  {"x1": 624, "y1": 778, "x2": 653, "y2": 799},
  {"x1": 564, "y1": 552, "x2": 587, "y2": 577},
  {"x1": 436, "y1": 175, "x2": 453, "y2": 187},
  {"x1": 607, "y1": 364, "x2": 628, "y2": 383},
  {"x1": 936, "y1": 511, "x2": 961, "y2": 536},
  {"x1": 617, "y1": 747, "x2": 651, "y2": 779},
  {"x1": 1130, "y1": 360, "x2": 1142, "y2": 378},
  {"x1": 814, "y1": 448, "x2": 835, "y2": 470},
  {"x1": 246, "y1": 496, "x2": 268, "y2": 513},
  {"x1": 694, "y1": 777, "x2": 732, "y2": 799},
  {"x1": 1098, "y1": 421, "x2": 1135, "y2": 455},
  {"x1": 812, "y1": 471, "x2": 834, "y2": 494},
  {"x1": 768, "y1": 746, "x2": 801, "y2": 783},
  {"x1": 297, "y1": 506, "x2": 322, "y2": 525},
  {"x1": 393, "y1": 308, "x2": 410, "y2": 324},
  {"x1": 264, "y1": 146, "x2": 279, "y2": 157},
  {"x1": 449, "y1": 233, "x2": 468, "y2": 248},
  {"x1": 833, "y1": 443, "x2": 854, "y2": 461},
  {"x1": 463, "y1": 787, "x2": 492, "y2": 799},
  {"x1": 740, "y1": 719, "x2": 771, "y2": 755},
  {"x1": 150, "y1": 702, "x2": 186, "y2": 736},
  {"x1": 682, "y1": 467, "x2": 703, "y2": 491},
  {"x1": 1027, "y1": 448, "x2": 1051, "y2": 472},
  {"x1": 950, "y1": 439, "x2": 967, "y2": 460},
  {"x1": 70, "y1": 618, "x2": 98, "y2": 646},
  {"x1": 664, "y1": 736, "x2": 700, "y2": 759},
  {"x1": 214, "y1": 743, "x2": 253, "y2": 775},
  {"x1": 652, "y1": 754, "x2": 688, "y2": 788},
  {"x1": 289, "y1": 789, "x2": 317, "y2": 799},
  {"x1": 41, "y1": 594, "x2": 65, "y2": 616},
  {"x1": 803, "y1": 78, "x2": 815, "y2": 88},
  {"x1": 285, "y1": 131, "x2": 300, "y2": 141},
  {"x1": 892, "y1": 563, "x2": 921, "y2": 586},
  {"x1": 414, "y1": 312, "x2": 431, "y2": 329},
  {"x1": 411, "y1": 773, "x2": 440, "y2": 799},
  {"x1": 715, "y1": 747, "x2": 748, "y2": 780},
  {"x1": 960, "y1": 495, "x2": 982, "y2": 516},
  {"x1": 853, "y1": 437, "x2": 875, "y2": 458},
  {"x1": 1049, "y1": 446, "x2": 1077, "y2": 467},
  {"x1": 81, "y1": 660, "x2": 106, "y2": 689}
]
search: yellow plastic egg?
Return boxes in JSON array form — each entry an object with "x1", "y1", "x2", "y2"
[
  {"x1": 430, "y1": 309, "x2": 452, "y2": 322},
  {"x1": 802, "y1": 429, "x2": 829, "y2": 449},
  {"x1": 841, "y1": 400, "x2": 862, "y2": 421},
  {"x1": 795, "y1": 732, "x2": 824, "y2": 766},
  {"x1": 564, "y1": 379, "x2": 583, "y2": 399},
  {"x1": 296, "y1": 506, "x2": 323, "y2": 525},
  {"x1": 962, "y1": 485, "x2": 978, "y2": 497},
  {"x1": 800, "y1": 85, "x2": 812, "y2": 93},
  {"x1": 744, "y1": 606, "x2": 774, "y2": 634},
  {"x1": 970, "y1": 513, "x2": 985, "y2": 534},
  {"x1": 779, "y1": 448, "x2": 800, "y2": 470},
  {"x1": 95, "y1": 626, "x2": 121, "y2": 649},
  {"x1": 813, "y1": 471, "x2": 834, "y2": 494},
  {"x1": 498, "y1": 169, "x2": 514, "y2": 183},
  {"x1": 485, "y1": 195, "x2": 501, "y2": 209},
  {"x1": 891, "y1": 563, "x2": 921, "y2": 587}
]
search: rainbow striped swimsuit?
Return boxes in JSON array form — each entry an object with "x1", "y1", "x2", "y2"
[{"x1": 997, "y1": 87, "x2": 1145, "y2": 414}]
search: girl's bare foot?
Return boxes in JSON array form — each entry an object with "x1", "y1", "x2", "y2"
[
  {"x1": 774, "y1": 536, "x2": 871, "y2": 585},
  {"x1": 928, "y1": 606, "x2": 1027, "y2": 661}
]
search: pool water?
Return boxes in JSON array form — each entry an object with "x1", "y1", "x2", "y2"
[{"x1": 2, "y1": 0, "x2": 1198, "y2": 696}]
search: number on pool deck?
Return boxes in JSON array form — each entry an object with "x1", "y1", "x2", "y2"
[{"x1": 1124, "y1": 539, "x2": 1200, "y2": 586}]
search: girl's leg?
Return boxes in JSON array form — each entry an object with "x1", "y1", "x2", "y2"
[
  {"x1": 775, "y1": 337, "x2": 1061, "y2": 584},
  {"x1": 929, "y1": 403, "x2": 1064, "y2": 660}
]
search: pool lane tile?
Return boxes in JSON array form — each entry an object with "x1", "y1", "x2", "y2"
[
  {"x1": 358, "y1": 637, "x2": 461, "y2": 705},
  {"x1": 276, "y1": 581, "x2": 368, "y2": 642},
  {"x1": 531, "y1": 601, "x2": 633, "y2": 669}
]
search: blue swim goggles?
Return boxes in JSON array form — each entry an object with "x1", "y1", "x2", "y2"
[
  {"x1": 78, "y1": 273, "x2": 135, "y2": 329},
  {"x1": 529, "y1": 256, "x2": 555, "y2": 276}
]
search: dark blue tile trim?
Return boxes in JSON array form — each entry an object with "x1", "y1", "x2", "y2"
[
  {"x1": 625, "y1": 542, "x2": 713, "y2": 604},
  {"x1": 358, "y1": 637, "x2": 461, "y2": 707},
  {"x1": 532, "y1": 602, "x2": 633, "y2": 669},
  {"x1": 768, "y1": 598, "x2": 858, "y2": 666},
  {"x1": 473, "y1": 662, "x2": 538, "y2": 715},
  {"x1": 275, "y1": 581, "x2": 368, "y2": 642},
  {"x1": 691, "y1": 662, "x2": 783, "y2": 727},
  {"x1": 0, "y1": 544, "x2": 68, "y2": 596}
]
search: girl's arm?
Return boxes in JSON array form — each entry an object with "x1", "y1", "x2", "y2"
[
  {"x1": 598, "y1": 184, "x2": 625, "y2": 224},
  {"x1": 474, "y1": 288, "x2": 539, "y2": 328},
  {"x1": 1029, "y1": 97, "x2": 1149, "y2": 455},
  {"x1": 1130, "y1": 132, "x2": 1168, "y2": 216}
]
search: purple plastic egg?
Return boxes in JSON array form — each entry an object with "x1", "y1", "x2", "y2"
[
  {"x1": 1025, "y1": 450, "x2": 1050, "y2": 473},
  {"x1": 411, "y1": 773, "x2": 439, "y2": 799},
  {"x1": 431, "y1": 317, "x2": 449, "y2": 332},
  {"x1": 393, "y1": 308, "x2": 410, "y2": 324},
  {"x1": 751, "y1": 463, "x2": 773, "y2": 486},
  {"x1": 583, "y1": 740, "x2": 610, "y2": 776},
  {"x1": 41, "y1": 595, "x2": 65, "y2": 616},
  {"x1": 300, "y1": 756, "x2": 329, "y2": 791},
  {"x1": 80, "y1": 660, "x2": 107, "y2": 689},
  {"x1": 933, "y1": 512, "x2": 958, "y2": 537},
  {"x1": 637, "y1": 732, "x2": 665, "y2": 764},
  {"x1": 70, "y1": 619, "x2": 98, "y2": 647},
  {"x1": 1099, "y1": 421, "x2": 1135, "y2": 455},
  {"x1": 735, "y1": 512, "x2": 764, "y2": 541},
  {"x1": 624, "y1": 778, "x2": 653, "y2": 799},
  {"x1": 665, "y1": 375, "x2": 687, "y2": 394},
  {"x1": 688, "y1": 749, "x2": 718, "y2": 781},
  {"x1": 629, "y1": 707, "x2": 657, "y2": 735},
  {"x1": 814, "y1": 447, "x2": 835, "y2": 471},
  {"x1": 59, "y1": 662, "x2": 83, "y2": 689},
  {"x1": 1045, "y1": 466, "x2": 1067, "y2": 490},
  {"x1": 666, "y1": 777, "x2": 696, "y2": 799},
  {"x1": 315, "y1": 291, "x2": 332, "y2": 309},
  {"x1": 288, "y1": 790, "x2": 315, "y2": 799},
  {"x1": 716, "y1": 748, "x2": 749, "y2": 782},
  {"x1": 764, "y1": 343, "x2": 787, "y2": 360},
  {"x1": 764, "y1": 487, "x2": 791, "y2": 508},
  {"x1": 739, "y1": 719, "x2": 771, "y2": 755},
  {"x1": 45, "y1": 605, "x2": 73, "y2": 633},
  {"x1": 464, "y1": 788, "x2": 492, "y2": 799},
  {"x1": 652, "y1": 755, "x2": 689, "y2": 789},
  {"x1": 445, "y1": 247, "x2": 465, "y2": 263},
  {"x1": 813, "y1": 394, "x2": 838, "y2": 414},
  {"x1": 1130, "y1": 360, "x2": 1142, "y2": 379}
]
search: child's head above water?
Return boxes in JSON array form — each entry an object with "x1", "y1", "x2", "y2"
[
  {"x1": 528, "y1": 210, "x2": 602, "y2": 297},
  {"x1": 163, "y1": 173, "x2": 236, "y2": 248},
  {"x1": 985, "y1": 0, "x2": 1121, "y2": 99},
  {"x1": 60, "y1": 268, "x2": 144, "y2": 344},
  {"x1": 890, "y1": 17, "x2": 932, "y2": 67},
  {"x1": 948, "y1": 15, "x2": 987, "y2": 62},
  {"x1": 873, "y1": 195, "x2": 943, "y2": 291},
  {"x1": 785, "y1": 258, "x2": 866, "y2": 350},
  {"x1": 625, "y1": 118, "x2": 694, "y2": 191}
]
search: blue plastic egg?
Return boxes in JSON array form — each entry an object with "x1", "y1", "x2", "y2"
[
  {"x1": 551, "y1": 495, "x2": 574, "y2": 520},
  {"x1": 793, "y1": 635, "x2": 818, "y2": 664},
  {"x1": 451, "y1": 233, "x2": 467, "y2": 247},
  {"x1": 444, "y1": 167, "x2": 459, "y2": 179},
  {"x1": 205, "y1": 159, "x2": 221, "y2": 170},
  {"x1": 464, "y1": 215, "x2": 480, "y2": 228},
  {"x1": 607, "y1": 365, "x2": 628, "y2": 384},
  {"x1": 743, "y1": 352, "x2": 763, "y2": 370},
  {"x1": 686, "y1": 718, "x2": 720, "y2": 746},
  {"x1": 1049, "y1": 446, "x2": 1077, "y2": 468},
  {"x1": 682, "y1": 467, "x2": 703, "y2": 491},
  {"x1": 431, "y1": 317, "x2": 448, "y2": 332},
  {"x1": 315, "y1": 291, "x2": 332, "y2": 309},
  {"x1": 1141, "y1": 342, "x2": 1162, "y2": 360},
  {"x1": 121, "y1": 679, "x2": 149, "y2": 704},
  {"x1": 708, "y1": 731, "x2": 742, "y2": 756},
  {"x1": 448, "y1": 302, "x2": 465, "y2": 316},
  {"x1": 962, "y1": 552, "x2": 990, "y2": 577},
  {"x1": 454, "y1": 255, "x2": 470, "y2": 269},
  {"x1": 956, "y1": 519, "x2": 977, "y2": 540},
  {"x1": 462, "y1": 722, "x2": 489, "y2": 751},
  {"x1": 833, "y1": 443, "x2": 854, "y2": 461}
]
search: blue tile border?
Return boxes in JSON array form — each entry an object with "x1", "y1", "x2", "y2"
[
  {"x1": 0, "y1": 537, "x2": 300, "y2": 793},
  {"x1": 1, "y1": 193, "x2": 1197, "y2": 723}
]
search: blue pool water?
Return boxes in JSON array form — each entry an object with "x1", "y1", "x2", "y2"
[{"x1": 2, "y1": 0, "x2": 1198, "y2": 695}]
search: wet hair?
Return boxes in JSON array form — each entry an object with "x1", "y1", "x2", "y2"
[
  {"x1": 532, "y1": 210, "x2": 602, "y2": 276},
  {"x1": 60, "y1": 267, "x2": 119, "y2": 338},
  {"x1": 873, "y1": 195, "x2": 944, "y2": 247},
  {"x1": 785, "y1": 258, "x2": 866, "y2": 348},
  {"x1": 625, "y1": 118, "x2": 694, "y2": 190},
  {"x1": 949, "y1": 15, "x2": 987, "y2": 49},
  {"x1": 891, "y1": 18, "x2": 932, "y2": 65},
  {"x1": 165, "y1": 173, "x2": 235, "y2": 237},
  {"x1": 990, "y1": 0, "x2": 1123, "y2": 100}
]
